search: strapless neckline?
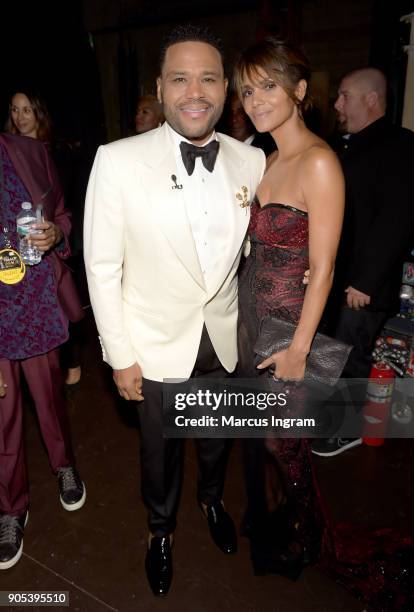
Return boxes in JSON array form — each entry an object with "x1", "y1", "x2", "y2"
[{"x1": 254, "y1": 195, "x2": 308, "y2": 218}]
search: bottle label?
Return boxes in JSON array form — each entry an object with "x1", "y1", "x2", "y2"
[
  {"x1": 17, "y1": 220, "x2": 42, "y2": 236},
  {"x1": 17, "y1": 216, "x2": 33, "y2": 234},
  {"x1": 0, "y1": 248, "x2": 26, "y2": 284}
]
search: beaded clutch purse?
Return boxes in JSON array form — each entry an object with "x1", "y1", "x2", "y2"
[{"x1": 254, "y1": 316, "x2": 352, "y2": 386}]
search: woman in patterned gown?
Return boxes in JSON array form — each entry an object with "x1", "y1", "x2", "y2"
[{"x1": 233, "y1": 38, "x2": 345, "y2": 577}]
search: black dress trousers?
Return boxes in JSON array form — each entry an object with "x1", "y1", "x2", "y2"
[
  {"x1": 137, "y1": 325, "x2": 231, "y2": 536},
  {"x1": 335, "y1": 306, "x2": 388, "y2": 379}
]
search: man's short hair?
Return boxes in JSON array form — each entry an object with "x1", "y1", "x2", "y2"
[{"x1": 159, "y1": 24, "x2": 224, "y2": 71}]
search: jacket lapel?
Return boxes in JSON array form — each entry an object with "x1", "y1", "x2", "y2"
[
  {"x1": 135, "y1": 126, "x2": 251, "y2": 297},
  {"x1": 137, "y1": 124, "x2": 206, "y2": 290},
  {"x1": 205, "y1": 135, "x2": 250, "y2": 297}
]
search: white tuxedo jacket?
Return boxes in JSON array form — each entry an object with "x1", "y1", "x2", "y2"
[{"x1": 84, "y1": 123, "x2": 265, "y2": 381}]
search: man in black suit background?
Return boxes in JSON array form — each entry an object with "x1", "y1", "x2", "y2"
[{"x1": 313, "y1": 67, "x2": 414, "y2": 457}]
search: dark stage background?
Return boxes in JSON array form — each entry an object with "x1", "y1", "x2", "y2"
[{"x1": 0, "y1": 0, "x2": 413, "y2": 145}]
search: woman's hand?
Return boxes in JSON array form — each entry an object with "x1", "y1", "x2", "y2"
[
  {"x1": 257, "y1": 348, "x2": 307, "y2": 381},
  {"x1": 29, "y1": 222, "x2": 63, "y2": 252}
]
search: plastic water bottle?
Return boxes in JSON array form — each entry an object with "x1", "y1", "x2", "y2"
[{"x1": 16, "y1": 202, "x2": 42, "y2": 265}]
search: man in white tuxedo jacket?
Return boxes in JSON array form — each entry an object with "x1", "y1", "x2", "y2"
[{"x1": 84, "y1": 25, "x2": 265, "y2": 596}]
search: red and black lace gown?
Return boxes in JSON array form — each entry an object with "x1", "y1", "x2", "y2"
[
  {"x1": 238, "y1": 197, "x2": 309, "y2": 373},
  {"x1": 238, "y1": 197, "x2": 322, "y2": 574},
  {"x1": 238, "y1": 198, "x2": 414, "y2": 607}
]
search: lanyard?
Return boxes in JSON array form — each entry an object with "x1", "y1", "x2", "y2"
[
  {"x1": 0, "y1": 148, "x2": 26, "y2": 284},
  {"x1": 0, "y1": 146, "x2": 4, "y2": 229},
  {"x1": 0, "y1": 149, "x2": 10, "y2": 247},
  {"x1": 0, "y1": 151, "x2": 13, "y2": 248}
]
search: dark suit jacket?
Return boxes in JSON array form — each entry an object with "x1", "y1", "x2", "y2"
[
  {"x1": 0, "y1": 133, "x2": 83, "y2": 322},
  {"x1": 333, "y1": 117, "x2": 414, "y2": 311}
]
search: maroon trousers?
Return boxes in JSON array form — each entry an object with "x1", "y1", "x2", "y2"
[{"x1": 0, "y1": 349, "x2": 74, "y2": 516}]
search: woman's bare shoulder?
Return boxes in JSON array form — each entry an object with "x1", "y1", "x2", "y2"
[
  {"x1": 300, "y1": 139, "x2": 341, "y2": 175},
  {"x1": 302, "y1": 138, "x2": 336, "y2": 162}
]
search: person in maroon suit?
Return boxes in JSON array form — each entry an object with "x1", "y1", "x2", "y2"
[
  {"x1": 0, "y1": 132, "x2": 86, "y2": 570},
  {"x1": 6, "y1": 89, "x2": 83, "y2": 387}
]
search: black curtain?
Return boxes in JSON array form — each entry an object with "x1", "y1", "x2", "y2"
[
  {"x1": 370, "y1": 0, "x2": 414, "y2": 125},
  {"x1": 0, "y1": 0, "x2": 105, "y2": 147},
  {"x1": 118, "y1": 35, "x2": 139, "y2": 137}
]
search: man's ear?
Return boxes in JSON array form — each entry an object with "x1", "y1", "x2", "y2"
[
  {"x1": 156, "y1": 77, "x2": 162, "y2": 103},
  {"x1": 366, "y1": 90, "x2": 378, "y2": 108},
  {"x1": 224, "y1": 77, "x2": 229, "y2": 96}
]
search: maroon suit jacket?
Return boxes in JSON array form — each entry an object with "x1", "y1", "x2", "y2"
[{"x1": 0, "y1": 133, "x2": 84, "y2": 322}]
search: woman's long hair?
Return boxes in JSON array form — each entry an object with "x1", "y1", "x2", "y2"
[{"x1": 5, "y1": 90, "x2": 53, "y2": 144}]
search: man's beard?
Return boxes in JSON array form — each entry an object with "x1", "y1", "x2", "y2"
[
  {"x1": 336, "y1": 118, "x2": 348, "y2": 134},
  {"x1": 163, "y1": 104, "x2": 224, "y2": 143}
]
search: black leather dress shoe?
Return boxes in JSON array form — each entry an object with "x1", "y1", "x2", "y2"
[
  {"x1": 145, "y1": 537, "x2": 172, "y2": 597},
  {"x1": 204, "y1": 503, "x2": 237, "y2": 554}
]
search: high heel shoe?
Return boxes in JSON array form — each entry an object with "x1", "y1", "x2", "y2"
[
  {"x1": 65, "y1": 366, "x2": 81, "y2": 386},
  {"x1": 250, "y1": 541, "x2": 311, "y2": 580},
  {"x1": 265, "y1": 546, "x2": 310, "y2": 581},
  {"x1": 248, "y1": 506, "x2": 313, "y2": 580}
]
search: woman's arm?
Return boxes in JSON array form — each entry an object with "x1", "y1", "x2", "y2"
[
  {"x1": 29, "y1": 145, "x2": 71, "y2": 256},
  {"x1": 258, "y1": 146, "x2": 344, "y2": 380}
]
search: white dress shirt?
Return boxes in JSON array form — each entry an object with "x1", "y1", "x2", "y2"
[
  {"x1": 167, "y1": 124, "x2": 231, "y2": 291},
  {"x1": 244, "y1": 134, "x2": 255, "y2": 146}
]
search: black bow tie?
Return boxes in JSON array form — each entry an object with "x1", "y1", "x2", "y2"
[{"x1": 179, "y1": 140, "x2": 220, "y2": 176}]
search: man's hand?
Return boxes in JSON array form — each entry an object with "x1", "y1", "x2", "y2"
[
  {"x1": 0, "y1": 370, "x2": 7, "y2": 398},
  {"x1": 345, "y1": 286, "x2": 371, "y2": 310},
  {"x1": 113, "y1": 363, "x2": 144, "y2": 401},
  {"x1": 29, "y1": 222, "x2": 63, "y2": 252}
]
